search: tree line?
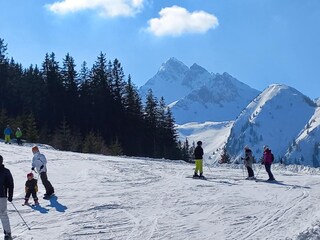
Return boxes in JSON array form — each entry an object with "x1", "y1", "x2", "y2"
[{"x1": 0, "y1": 38, "x2": 186, "y2": 159}]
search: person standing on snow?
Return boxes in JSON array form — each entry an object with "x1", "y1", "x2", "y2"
[
  {"x1": 3, "y1": 125, "x2": 12, "y2": 144},
  {"x1": 0, "y1": 155, "x2": 14, "y2": 240},
  {"x1": 24, "y1": 172, "x2": 39, "y2": 206},
  {"x1": 15, "y1": 128, "x2": 22, "y2": 146},
  {"x1": 242, "y1": 145, "x2": 255, "y2": 180},
  {"x1": 31, "y1": 146, "x2": 54, "y2": 198},
  {"x1": 262, "y1": 145, "x2": 275, "y2": 181},
  {"x1": 193, "y1": 141, "x2": 205, "y2": 179}
]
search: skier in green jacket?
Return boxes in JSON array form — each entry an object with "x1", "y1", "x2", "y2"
[{"x1": 15, "y1": 127, "x2": 22, "y2": 146}]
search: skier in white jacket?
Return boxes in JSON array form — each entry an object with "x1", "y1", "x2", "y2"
[{"x1": 31, "y1": 146, "x2": 54, "y2": 198}]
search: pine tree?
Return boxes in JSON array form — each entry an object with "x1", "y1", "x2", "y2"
[
  {"x1": 61, "y1": 53, "x2": 79, "y2": 125},
  {"x1": 122, "y1": 75, "x2": 144, "y2": 155},
  {"x1": 51, "y1": 118, "x2": 72, "y2": 151},
  {"x1": 83, "y1": 131, "x2": 109, "y2": 154},
  {"x1": 42, "y1": 52, "x2": 64, "y2": 130},
  {"x1": 25, "y1": 113, "x2": 38, "y2": 142},
  {"x1": 144, "y1": 89, "x2": 158, "y2": 157},
  {"x1": 220, "y1": 146, "x2": 231, "y2": 164}
]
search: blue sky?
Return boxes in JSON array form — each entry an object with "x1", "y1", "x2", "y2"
[{"x1": 1, "y1": 0, "x2": 320, "y2": 98}]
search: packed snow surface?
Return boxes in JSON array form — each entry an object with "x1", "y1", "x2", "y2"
[{"x1": 1, "y1": 143, "x2": 320, "y2": 240}]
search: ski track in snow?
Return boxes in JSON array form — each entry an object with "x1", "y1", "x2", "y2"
[{"x1": 1, "y1": 144, "x2": 320, "y2": 239}]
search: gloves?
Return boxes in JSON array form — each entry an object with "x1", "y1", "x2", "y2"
[
  {"x1": 8, "y1": 196, "x2": 12, "y2": 202},
  {"x1": 31, "y1": 167, "x2": 35, "y2": 171},
  {"x1": 40, "y1": 165, "x2": 44, "y2": 170}
]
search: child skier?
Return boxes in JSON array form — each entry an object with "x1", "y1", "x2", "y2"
[
  {"x1": 242, "y1": 145, "x2": 255, "y2": 180},
  {"x1": 24, "y1": 172, "x2": 39, "y2": 205},
  {"x1": 193, "y1": 141, "x2": 205, "y2": 179}
]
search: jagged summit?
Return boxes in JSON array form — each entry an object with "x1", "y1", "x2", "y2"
[{"x1": 139, "y1": 58, "x2": 259, "y2": 123}]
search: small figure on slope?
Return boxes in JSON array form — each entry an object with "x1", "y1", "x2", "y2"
[
  {"x1": 193, "y1": 141, "x2": 205, "y2": 179},
  {"x1": 262, "y1": 145, "x2": 275, "y2": 181},
  {"x1": 24, "y1": 173, "x2": 39, "y2": 206},
  {"x1": 31, "y1": 146, "x2": 55, "y2": 199},
  {"x1": 3, "y1": 125, "x2": 12, "y2": 144},
  {"x1": 15, "y1": 127, "x2": 23, "y2": 146},
  {"x1": 242, "y1": 145, "x2": 255, "y2": 180}
]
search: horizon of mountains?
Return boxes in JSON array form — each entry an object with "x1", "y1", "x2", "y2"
[{"x1": 139, "y1": 57, "x2": 320, "y2": 167}]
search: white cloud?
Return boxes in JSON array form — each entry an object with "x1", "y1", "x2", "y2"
[
  {"x1": 146, "y1": 5, "x2": 219, "y2": 37},
  {"x1": 46, "y1": 0, "x2": 144, "y2": 18}
]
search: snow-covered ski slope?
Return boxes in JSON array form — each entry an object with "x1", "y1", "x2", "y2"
[{"x1": 1, "y1": 143, "x2": 320, "y2": 240}]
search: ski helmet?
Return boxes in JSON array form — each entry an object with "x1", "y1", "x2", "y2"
[
  {"x1": 197, "y1": 141, "x2": 202, "y2": 146},
  {"x1": 27, "y1": 172, "x2": 33, "y2": 178},
  {"x1": 32, "y1": 146, "x2": 39, "y2": 153}
]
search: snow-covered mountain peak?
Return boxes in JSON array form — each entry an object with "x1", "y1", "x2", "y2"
[
  {"x1": 139, "y1": 58, "x2": 260, "y2": 123},
  {"x1": 158, "y1": 57, "x2": 189, "y2": 75},
  {"x1": 226, "y1": 83, "x2": 317, "y2": 160}
]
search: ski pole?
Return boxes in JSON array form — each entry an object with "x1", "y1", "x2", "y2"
[
  {"x1": 255, "y1": 164, "x2": 262, "y2": 179},
  {"x1": 241, "y1": 158, "x2": 245, "y2": 178},
  {"x1": 204, "y1": 158, "x2": 214, "y2": 174},
  {"x1": 11, "y1": 202, "x2": 31, "y2": 230}
]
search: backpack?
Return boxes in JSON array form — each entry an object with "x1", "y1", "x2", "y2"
[{"x1": 271, "y1": 153, "x2": 275, "y2": 162}]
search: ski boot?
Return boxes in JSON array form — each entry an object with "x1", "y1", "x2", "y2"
[
  {"x1": 193, "y1": 172, "x2": 199, "y2": 178},
  {"x1": 199, "y1": 173, "x2": 206, "y2": 180},
  {"x1": 34, "y1": 199, "x2": 39, "y2": 205},
  {"x1": 4, "y1": 232, "x2": 12, "y2": 240}
]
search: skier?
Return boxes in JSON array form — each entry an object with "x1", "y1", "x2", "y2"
[
  {"x1": 3, "y1": 125, "x2": 12, "y2": 144},
  {"x1": 24, "y1": 173, "x2": 39, "y2": 205},
  {"x1": 15, "y1": 128, "x2": 22, "y2": 146},
  {"x1": 242, "y1": 145, "x2": 255, "y2": 180},
  {"x1": 193, "y1": 141, "x2": 205, "y2": 179},
  {"x1": 262, "y1": 145, "x2": 275, "y2": 181},
  {"x1": 0, "y1": 155, "x2": 14, "y2": 240},
  {"x1": 31, "y1": 146, "x2": 55, "y2": 199}
]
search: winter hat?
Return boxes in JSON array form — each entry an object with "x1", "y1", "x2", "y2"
[
  {"x1": 32, "y1": 146, "x2": 39, "y2": 153},
  {"x1": 244, "y1": 145, "x2": 249, "y2": 150},
  {"x1": 263, "y1": 145, "x2": 269, "y2": 150},
  {"x1": 197, "y1": 141, "x2": 203, "y2": 146},
  {"x1": 27, "y1": 172, "x2": 33, "y2": 178}
]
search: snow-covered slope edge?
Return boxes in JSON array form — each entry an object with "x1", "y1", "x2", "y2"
[{"x1": 176, "y1": 121, "x2": 233, "y2": 161}]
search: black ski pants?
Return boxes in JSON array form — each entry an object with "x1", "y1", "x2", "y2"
[
  {"x1": 40, "y1": 172, "x2": 54, "y2": 195},
  {"x1": 25, "y1": 191, "x2": 38, "y2": 201},
  {"x1": 264, "y1": 164, "x2": 275, "y2": 180},
  {"x1": 246, "y1": 166, "x2": 254, "y2": 177}
]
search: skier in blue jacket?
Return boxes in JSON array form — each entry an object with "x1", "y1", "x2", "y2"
[{"x1": 3, "y1": 125, "x2": 12, "y2": 144}]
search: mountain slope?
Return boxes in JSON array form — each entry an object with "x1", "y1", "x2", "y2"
[
  {"x1": 171, "y1": 73, "x2": 260, "y2": 123},
  {"x1": 2, "y1": 143, "x2": 320, "y2": 239},
  {"x1": 226, "y1": 84, "x2": 317, "y2": 161},
  {"x1": 139, "y1": 58, "x2": 260, "y2": 124},
  {"x1": 284, "y1": 107, "x2": 320, "y2": 166}
]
